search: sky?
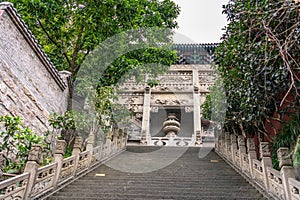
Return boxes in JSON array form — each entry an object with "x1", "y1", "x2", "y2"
[{"x1": 172, "y1": 0, "x2": 229, "y2": 44}]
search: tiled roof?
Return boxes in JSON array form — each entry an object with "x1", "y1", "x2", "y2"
[
  {"x1": 0, "y1": 2, "x2": 67, "y2": 91},
  {"x1": 173, "y1": 43, "x2": 218, "y2": 65}
]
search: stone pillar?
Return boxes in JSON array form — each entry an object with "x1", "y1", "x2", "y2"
[
  {"x1": 105, "y1": 130, "x2": 113, "y2": 155},
  {"x1": 72, "y1": 136, "x2": 83, "y2": 176},
  {"x1": 86, "y1": 133, "x2": 95, "y2": 152},
  {"x1": 141, "y1": 86, "x2": 151, "y2": 144},
  {"x1": 118, "y1": 129, "x2": 124, "y2": 149},
  {"x1": 225, "y1": 133, "x2": 231, "y2": 159},
  {"x1": 238, "y1": 135, "x2": 246, "y2": 168},
  {"x1": 247, "y1": 138, "x2": 256, "y2": 178},
  {"x1": 193, "y1": 86, "x2": 201, "y2": 144},
  {"x1": 86, "y1": 133, "x2": 95, "y2": 166},
  {"x1": 52, "y1": 140, "x2": 66, "y2": 188},
  {"x1": 231, "y1": 134, "x2": 238, "y2": 164},
  {"x1": 277, "y1": 147, "x2": 295, "y2": 200},
  {"x1": 122, "y1": 128, "x2": 128, "y2": 148},
  {"x1": 260, "y1": 142, "x2": 272, "y2": 191},
  {"x1": 219, "y1": 132, "x2": 226, "y2": 154},
  {"x1": 0, "y1": 153, "x2": 5, "y2": 179},
  {"x1": 112, "y1": 128, "x2": 119, "y2": 152},
  {"x1": 24, "y1": 144, "x2": 42, "y2": 200}
]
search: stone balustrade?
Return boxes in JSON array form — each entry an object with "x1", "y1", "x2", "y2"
[
  {"x1": 0, "y1": 128, "x2": 127, "y2": 200},
  {"x1": 215, "y1": 134, "x2": 300, "y2": 200}
]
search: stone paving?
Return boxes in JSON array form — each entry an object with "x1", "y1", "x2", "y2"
[{"x1": 48, "y1": 145, "x2": 266, "y2": 200}]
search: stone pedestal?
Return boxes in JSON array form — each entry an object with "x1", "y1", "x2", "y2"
[{"x1": 162, "y1": 113, "x2": 180, "y2": 137}]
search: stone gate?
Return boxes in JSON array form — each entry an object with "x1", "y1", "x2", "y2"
[{"x1": 117, "y1": 44, "x2": 217, "y2": 146}]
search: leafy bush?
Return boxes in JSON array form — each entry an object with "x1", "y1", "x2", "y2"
[
  {"x1": 0, "y1": 115, "x2": 50, "y2": 173},
  {"x1": 272, "y1": 110, "x2": 300, "y2": 170}
]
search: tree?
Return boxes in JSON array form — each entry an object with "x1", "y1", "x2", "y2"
[
  {"x1": 7, "y1": 0, "x2": 179, "y2": 80},
  {"x1": 6, "y1": 0, "x2": 180, "y2": 127},
  {"x1": 213, "y1": 0, "x2": 300, "y2": 139}
]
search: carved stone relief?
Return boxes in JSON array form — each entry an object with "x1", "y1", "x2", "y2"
[
  {"x1": 260, "y1": 142, "x2": 271, "y2": 158},
  {"x1": 150, "y1": 106, "x2": 159, "y2": 113},
  {"x1": 126, "y1": 104, "x2": 143, "y2": 113},
  {"x1": 133, "y1": 112, "x2": 143, "y2": 125},
  {"x1": 184, "y1": 106, "x2": 193, "y2": 113},
  {"x1": 199, "y1": 75, "x2": 215, "y2": 83},
  {"x1": 128, "y1": 123, "x2": 142, "y2": 140},
  {"x1": 28, "y1": 144, "x2": 42, "y2": 163},
  {"x1": 150, "y1": 94, "x2": 193, "y2": 106},
  {"x1": 152, "y1": 85, "x2": 193, "y2": 93},
  {"x1": 247, "y1": 138, "x2": 256, "y2": 152},
  {"x1": 277, "y1": 147, "x2": 292, "y2": 168},
  {"x1": 157, "y1": 75, "x2": 192, "y2": 83}
]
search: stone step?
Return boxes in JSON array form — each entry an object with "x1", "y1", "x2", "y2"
[{"x1": 47, "y1": 147, "x2": 266, "y2": 200}]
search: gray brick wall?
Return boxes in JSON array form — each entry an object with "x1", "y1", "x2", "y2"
[{"x1": 0, "y1": 7, "x2": 69, "y2": 134}]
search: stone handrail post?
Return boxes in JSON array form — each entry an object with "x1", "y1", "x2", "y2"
[
  {"x1": 112, "y1": 128, "x2": 119, "y2": 153},
  {"x1": 24, "y1": 144, "x2": 42, "y2": 200},
  {"x1": 86, "y1": 133, "x2": 95, "y2": 152},
  {"x1": 52, "y1": 140, "x2": 66, "y2": 189},
  {"x1": 231, "y1": 134, "x2": 238, "y2": 164},
  {"x1": 118, "y1": 129, "x2": 124, "y2": 149},
  {"x1": 86, "y1": 133, "x2": 95, "y2": 166},
  {"x1": 0, "y1": 153, "x2": 5, "y2": 179},
  {"x1": 260, "y1": 142, "x2": 272, "y2": 192},
  {"x1": 123, "y1": 128, "x2": 128, "y2": 148},
  {"x1": 225, "y1": 133, "x2": 231, "y2": 160},
  {"x1": 247, "y1": 138, "x2": 256, "y2": 178},
  {"x1": 72, "y1": 136, "x2": 83, "y2": 176},
  {"x1": 238, "y1": 135, "x2": 246, "y2": 168},
  {"x1": 106, "y1": 130, "x2": 113, "y2": 155},
  {"x1": 218, "y1": 132, "x2": 223, "y2": 153},
  {"x1": 277, "y1": 147, "x2": 295, "y2": 200}
]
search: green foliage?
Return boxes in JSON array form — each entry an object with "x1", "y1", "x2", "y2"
[
  {"x1": 6, "y1": 0, "x2": 180, "y2": 79},
  {"x1": 201, "y1": 94, "x2": 212, "y2": 120},
  {"x1": 49, "y1": 111, "x2": 90, "y2": 148},
  {"x1": 0, "y1": 115, "x2": 50, "y2": 173},
  {"x1": 6, "y1": 0, "x2": 180, "y2": 126},
  {"x1": 271, "y1": 109, "x2": 300, "y2": 169},
  {"x1": 215, "y1": 0, "x2": 300, "y2": 137},
  {"x1": 201, "y1": 78, "x2": 227, "y2": 124},
  {"x1": 293, "y1": 136, "x2": 300, "y2": 168}
]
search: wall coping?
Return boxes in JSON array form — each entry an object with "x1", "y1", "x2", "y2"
[{"x1": 0, "y1": 2, "x2": 68, "y2": 91}]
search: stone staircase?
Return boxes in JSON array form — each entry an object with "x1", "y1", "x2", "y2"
[{"x1": 47, "y1": 146, "x2": 266, "y2": 200}]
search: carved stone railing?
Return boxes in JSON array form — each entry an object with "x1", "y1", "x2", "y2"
[
  {"x1": 59, "y1": 156, "x2": 75, "y2": 184},
  {"x1": 252, "y1": 159, "x2": 265, "y2": 188},
  {"x1": 267, "y1": 167, "x2": 285, "y2": 199},
  {"x1": 289, "y1": 178, "x2": 300, "y2": 200},
  {"x1": 215, "y1": 134, "x2": 300, "y2": 200},
  {"x1": 31, "y1": 163, "x2": 57, "y2": 199},
  {"x1": 0, "y1": 172, "x2": 29, "y2": 199},
  {"x1": 0, "y1": 127, "x2": 127, "y2": 200}
]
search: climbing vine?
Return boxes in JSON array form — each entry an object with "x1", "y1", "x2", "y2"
[{"x1": 213, "y1": 0, "x2": 300, "y2": 139}]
